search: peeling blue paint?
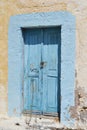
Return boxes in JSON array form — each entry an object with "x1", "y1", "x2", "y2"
[{"x1": 8, "y1": 11, "x2": 75, "y2": 127}]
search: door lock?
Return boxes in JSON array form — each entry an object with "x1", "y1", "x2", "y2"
[{"x1": 40, "y1": 61, "x2": 47, "y2": 68}]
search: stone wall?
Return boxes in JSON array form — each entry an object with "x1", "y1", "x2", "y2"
[{"x1": 0, "y1": 0, "x2": 87, "y2": 125}]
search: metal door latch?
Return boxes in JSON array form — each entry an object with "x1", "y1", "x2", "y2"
[{"x1": 40, "y1": 61, "x2": 47, "y2": 68}]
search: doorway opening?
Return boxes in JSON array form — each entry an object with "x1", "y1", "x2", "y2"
[{"x1": 22, "y1": 26, "x2": 61, "y2": 118}]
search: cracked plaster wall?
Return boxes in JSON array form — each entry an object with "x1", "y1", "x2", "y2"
[{"x1": 0, "y1": 0, "x2": 87, "y2": 124}]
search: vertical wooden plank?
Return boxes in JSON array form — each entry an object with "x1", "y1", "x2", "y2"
[
  {"x1": 43, "y1": 27, "x2": 61, "y2": 115},
  {"x1": 22, "y1": 28, "x2": 42, "y2": 113}
]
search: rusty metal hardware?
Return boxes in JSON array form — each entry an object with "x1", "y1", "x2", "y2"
[
  {"x1": 30, "y1": 68, "x2": 39, "y2": 73},
  {"x1": 40, "y1": 61, "x2": 47, "y2": 68}
]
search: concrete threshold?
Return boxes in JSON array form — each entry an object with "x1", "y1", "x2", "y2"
[{"x1": 0, "y1": 115, "x2": 83, "y2": 130}]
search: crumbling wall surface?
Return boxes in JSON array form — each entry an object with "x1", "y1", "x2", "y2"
[{"x1": 0, "y1": 0, "x2": 87, "y2": 128}]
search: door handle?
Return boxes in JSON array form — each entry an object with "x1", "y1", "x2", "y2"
[
  {"x1": 40, "y1": 61, "x2": 47, "y2": 68},
  {"x1": 30, "y1": 68, "x2": 39, "y2": 73}
]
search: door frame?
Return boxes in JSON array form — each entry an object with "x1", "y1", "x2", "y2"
[{"x1": 8, "y1": 11, "x2": 75, "y2": 126}]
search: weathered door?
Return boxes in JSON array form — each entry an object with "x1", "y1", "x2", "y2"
[{"x1": 22, "y1": 27, "x2": 61, "y2": 116}]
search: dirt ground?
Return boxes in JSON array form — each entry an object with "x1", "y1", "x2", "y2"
[{"x1": 0, "y1": 115, "x2": 84, "y2": 130}]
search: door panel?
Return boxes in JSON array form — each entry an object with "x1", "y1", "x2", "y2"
[
  {"x1": 47, "y1": 77, "x2": 57, "y2": 108},
  {"x1": 29, "y1": 77, "x2": 41, "y2": 111},
  {"x1": 43, "y1": 28, "x2": 60, "y2": 115},
  {"x1": 22, "y1": 28, "x2": 42, "y2": 112}
]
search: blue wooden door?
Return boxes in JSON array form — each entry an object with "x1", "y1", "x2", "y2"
[{"x1": 22, "y1": 27, "x2": 61, "y2": 115}]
